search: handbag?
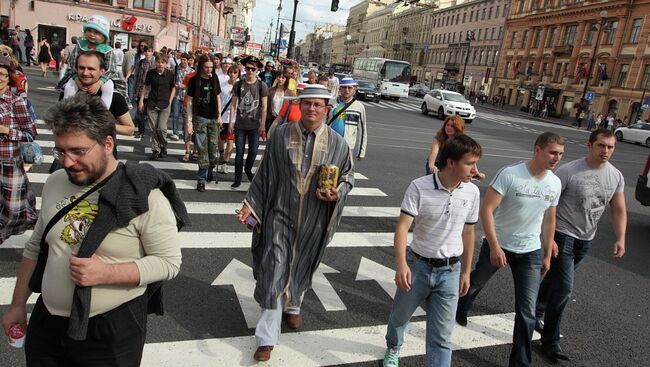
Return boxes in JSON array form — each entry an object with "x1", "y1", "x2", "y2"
[
  {"x1": 48, "y1": 60, "x2": 56, "y2": 69},
  {"x1": 20, "y1": 133, "x2": 43, "y2": 165}
]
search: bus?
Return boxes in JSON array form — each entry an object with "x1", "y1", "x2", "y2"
[{"x1": 352, "y1": 58, "x2": 411, "y2": 100}]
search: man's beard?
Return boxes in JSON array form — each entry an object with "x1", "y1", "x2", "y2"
[{"x1": 65, "y1": 156, "x2": 108, "y2": 186}]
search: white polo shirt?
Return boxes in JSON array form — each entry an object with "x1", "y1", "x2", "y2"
[{"x1": 400, "y1": 173, "x2": 480, "y2": 259}]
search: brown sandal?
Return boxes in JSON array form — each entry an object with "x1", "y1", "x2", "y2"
[{"x1": 181, "y1": 152, "x2": 190, "y2": 162}]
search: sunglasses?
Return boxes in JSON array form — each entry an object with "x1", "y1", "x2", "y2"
[{"x1": 245, "y1": 67, "x2": 257, "y2": 71}]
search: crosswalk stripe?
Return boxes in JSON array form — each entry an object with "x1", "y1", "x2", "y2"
[
  {"x1": 2, "y1": 230, "x2": 405, "y2": 250},
  {"x1": 140, "y1": 312, "x2": 529, "y2": 366}
]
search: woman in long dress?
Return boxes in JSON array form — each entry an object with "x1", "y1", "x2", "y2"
[{"x1": 0, "y1": 54, "x2": 38, "y2": 244}]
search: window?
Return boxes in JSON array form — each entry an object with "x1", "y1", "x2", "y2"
[
  {"x1": 133, "y1": 0, "x2": 155, "y2": 10},
  {"x1": 463, "y1": 13, "x2": 466, "y2": 23},
  {"x1": 606, "y1": 21, "x2": 618, "y2": 44},
  {"x1": 89, "y1": 0, "x2": 112, "y2": 3},
  {"x1": 553, "y1": 62, "x2": 562, "y2": 82},
  {"x1": 563, "y1": 25, "x2": 578, "y2": 45},
  {"x1": 498, "y1": 27, "x2": 503, "y2": 40},
  {"x1": 503, "y1": 4, "x2": 509, "y2": 17},
  {"x1": 522, "y1": 30, "x2": 530, "y2": 48},
  {"x1": 482, "y1": 9, "x2": 486, "y2": 20},
  {"x1": 546, "y1": 27, "x2": 557, "y2": 47},
  {"x1": 491, "y1": 28, "x2": 496, "y2": 40},
  {"x1": 504, "y1": 61, "x2": 511, "y2": 77},
  {"x1": 617, "y1": 64, "x2": 629, "y2": 87},
  {"x1": 629, "y1": 18, "x2": 642, "y2": 43},
  {"x1": 585, "y1": 22, "x2": 597, "y2": 45},
  {"x1": 478, "y1": 29, "x2": 482, "y2": 41},
  {"x1": 532, "y1": 28, "x2": 542, "y2": 48},
  {"x1": 510, "y1": 31, "x2": 518, "y2": 48},
  {"x1": 642, "y1": 65, "x2": 650, "y2": 89},
  {"x1": 517, "y1": 0, "x2": 524, "y2": 13},
  {"x1": 470, "y1": 11, "x2": 474, "y2": 21},
  {"x1": 542, "y1": 62, "x2": 549, "y2": 76},
  {"x1": 489, "y1": 7, "x2": 493, "y2": 19},
  {"x1": 496, "y1": 5, "x2": 500, "y2": 17}
]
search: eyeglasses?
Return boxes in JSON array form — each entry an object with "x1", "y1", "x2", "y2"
[
  {"x1": 301, "y1": 102, "x2": 327, "y2": 109},
  {"x1": 245, "y1": 66, "x2": 257, "y2": 71},
  {"x1": 52, "y1": 143, "x2": 97, "y2": 162}
]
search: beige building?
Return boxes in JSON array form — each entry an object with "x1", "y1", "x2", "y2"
[
  {"x1": 346, "y1": 0, "x2": 394, "y2": 62},
  {"x1": 493, "y1": 0, "x2": 650, "y2": 120},
  {"x1": 331, "y1": 31, "x2": 347, "y2": 64}
]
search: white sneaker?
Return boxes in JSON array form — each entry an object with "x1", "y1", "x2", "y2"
[
  {"x1": 218, "y1": 164, "x2": 227, "y2": 174},
  {"x1": 383, "y1": 348, "x2": 399, "y2": 367},
  {"x1": 168, "y1": 134, "x2": 180, "y2": 141}
]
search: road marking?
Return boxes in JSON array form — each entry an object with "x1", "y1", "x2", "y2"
[
  {"x1": 212, "y1": 259, "x2": 258, "y2": 328},
  {"x1": 4, "y1": 231, "x2": 408, "y2": 250},
  {"x1": 141, "y1": 312, "x2": 535, "y2": 366},
  {"x1": 25, "y1": 174, "x2": 385, "y2": 196},
  {"x1": 355, "y1": 257, "x2": 424, "y2": 316},
  {"x1": 0, "y1": 278, "x2": 39, "y2": 305},
  {"x1": 311, "y1": 263, "x2": 347, "y2": 311}
]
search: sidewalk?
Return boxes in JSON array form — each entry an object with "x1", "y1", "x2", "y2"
[{"x1": 474, "y1": 102, "x2": 583, "y2": 129}]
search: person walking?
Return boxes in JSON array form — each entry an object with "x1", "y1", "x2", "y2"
[
  {"x1": 383, "y1": 135, "x2": 482, "y2": 367},
  {"x1": 10, "y1": 26, "x2": 23, "y2": 64},
  {"x1": 228, "y1": 56, "x2": 268, "y2": 189},
  {"x1": 329, "y1": 77, "x2": 367, "y2": 161},
  {"x1": 236, "y1": 84, "x2": 354, "y2": 362},
  {"x1": 37, "y1": 36, "x2": 53, "y2": 77},
  {"x1": 217, "y1": 64, "x2": 240, "y2": 174},
  {"x1": 0, "y1": 54, "x2": 37, "y2": 244},
  {"x1": 534, "y1": 129, "x2": 626, "y2": 363},
  {"x1": 132, "y1": 45, "x2": 155, "y2": 139},
  {"x1": 266, "y1": 72, "x2": 295, "y2": 132},
  {"x1": 185, "y1": 54, "x2": 222, "y2": 191},
  {"x1": 456, "y1": 132, "x2": 565, "y2": 367},
  {"x1": 1, "y1": 93, "x2": 188, "y2": 365},
  {"x1": 426, "y1": 116, "x2": 465, "y2": 175},
  {"x1": 23, "y1": 29, "x2": 36, "y2": 66},
  {"x1": 139, "y1": 54, "x2": 176, "y2": 161}
]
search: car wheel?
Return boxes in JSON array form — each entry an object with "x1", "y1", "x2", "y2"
[
  {"x1": 465, "y1": 119, "x2": 473, "y2": 124},
  {"x1": 395, "y1": 97, "x2": 400, "y2": 101},
  {"x1": 437, "y1": 107, "x2": 445, "y2": 120},
  {"x1": 421, "y1": 102, "x2": 429, "y2": 115},
  {"x1": 646, "y1": 138, "x2": 650, "y2": 148},
  {"x1": 615, "y1": 131, "x2": 623, "y2": 141},
  {"x1": 375, "y1": 98, "x2": 380, "y2": 103}
]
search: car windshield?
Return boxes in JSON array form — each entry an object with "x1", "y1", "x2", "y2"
[
  {"x1": 357, "y1": 80, "x2": 376, "y2": 89},
  {"x1": 442, "y1": 92, "x2": 468, "y2": 102}
]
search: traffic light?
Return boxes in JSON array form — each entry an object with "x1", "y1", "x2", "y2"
[{"x1": 331, "y1": 0, "x2": 339, "y2": 12}]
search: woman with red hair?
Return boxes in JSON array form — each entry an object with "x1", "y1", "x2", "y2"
[{"x1": 426, "y1": 115, "x2": 485, "y2": 179}]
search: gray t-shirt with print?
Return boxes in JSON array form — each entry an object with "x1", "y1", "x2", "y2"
[
  {"x1": 233, "y1": 79, "x2": 268, "y2": 130},
  {"x1": 555, "y1": 158, "x2": 625, "y2": 241}
]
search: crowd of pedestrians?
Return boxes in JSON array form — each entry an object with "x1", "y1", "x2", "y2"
[{"x1": 0, "y1": 14, "x2": 630, "y2": 367}]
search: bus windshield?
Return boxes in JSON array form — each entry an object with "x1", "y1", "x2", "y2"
[{"x1": 381, "y1": 62, "x2": 411, "y2": 83}]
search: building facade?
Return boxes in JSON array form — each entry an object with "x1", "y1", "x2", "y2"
[
  {"x1": 493, "y1": 0, "x2": 650, "y2": 120},
  {"x1": 2, "y1": 0, "x2": 229, "y2": 54}
]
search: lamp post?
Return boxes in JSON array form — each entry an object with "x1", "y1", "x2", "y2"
[
  {"x1": 287, "y1": 0, "x2": 299, "y2": 59},
  {"x1": 274, "y1": 1, "x2": 282, "y2": 57},
  {"x1": 344, "y1": 34, "x2": 351, "y2": 65},
  {"x1": 460, "y1": 30, "x2": 475, "y2": 93},
  {"x1": 580, "y1": 10, "x2": 608, "y2": 113}
]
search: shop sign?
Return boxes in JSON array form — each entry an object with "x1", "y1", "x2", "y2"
[
  {"x1": 67, "y1": 13, "x2": 154, "y2": 33},
  {"x1": 230, "y1": 27, "x2": 246, "y2": 43}
]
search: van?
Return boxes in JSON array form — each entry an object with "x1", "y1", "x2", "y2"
[{"x1": 636, "y1": 152, "x2": 650, "y2": 206}]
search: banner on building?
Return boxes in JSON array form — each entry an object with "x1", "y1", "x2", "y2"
[{"x1": 230, "y1": 27, "x2": 246, "y2": 46}]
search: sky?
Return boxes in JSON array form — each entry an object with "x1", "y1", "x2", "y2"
[{"x1": 250, "y1": 0, "x2": 359, "y2": 45}]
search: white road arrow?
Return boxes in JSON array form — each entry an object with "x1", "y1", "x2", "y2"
[
  {"x1": 355, "y1": 257, "x2": 425, "y2": 316},
  {"x1": 212, "y1": 259, "x2": 259, "y2": 329},
  {"x1": 311, "y1": 263, "x2": 346, "y2": 311}
]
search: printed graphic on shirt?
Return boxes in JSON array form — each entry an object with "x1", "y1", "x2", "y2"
[
  {"x1": 60, "y1": 199, "x2": 99, "y2": 246},
  {"x1": 513, "y1": 182, "x2": 558, "y2": 203},
  {"x1": 238, "y1": 89, "x2": 260, "y2": 117},
  {"x1": 572, "y1": 174, "x2": 611, "y2": 223},
  {"x1": 199, "y1": 83, "x2": 213, "y2": 107}
]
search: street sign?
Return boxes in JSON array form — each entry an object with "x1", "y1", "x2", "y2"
[
  {"x1": 585, "y1": 91, "x2": 595, "y2": 101},
  {"x1": 536, "y1": 86, "x2": 545, "y2": 101}
]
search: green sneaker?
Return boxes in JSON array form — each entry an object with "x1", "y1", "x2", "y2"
[{"x1": 383, "y1": 347, "x2": 400, "y2": 367}]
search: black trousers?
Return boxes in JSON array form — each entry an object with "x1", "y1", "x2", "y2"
[{"x1": 25, "y1": 295, "x2": 148, "y2": 367}]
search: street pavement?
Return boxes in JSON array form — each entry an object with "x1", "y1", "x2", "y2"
[{"x1": 1, "y1": 70, "x2": 649, "y2": 366}]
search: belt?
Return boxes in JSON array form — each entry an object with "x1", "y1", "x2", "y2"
[{"x1": 412, "y1": 251, "x2": 460, "y2": 267}]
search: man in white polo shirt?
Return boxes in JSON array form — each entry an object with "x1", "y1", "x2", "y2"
[{"x1": 383, "y1": 135, "x2": 482, "y2": 367}]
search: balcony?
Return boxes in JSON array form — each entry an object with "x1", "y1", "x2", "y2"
[
  {"x1": 444, "y1": 63, "x2": 460, "y2": 72},
  {"x1": 552, "y1": 45, "x2": 573, "y2": 56}
]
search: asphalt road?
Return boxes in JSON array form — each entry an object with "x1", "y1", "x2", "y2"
[{"x1": 1, "y1": 69, "x2": 648, "y2": 366}]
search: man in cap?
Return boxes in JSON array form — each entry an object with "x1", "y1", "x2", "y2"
[
  {"x1": 236, "y1": 84, "x2": 354, "y2": 362},
  {"x1": 217, "y1": 57, "x2": 232, "y2": 85},
  {"x1": 228, "y1": 55, "x2": 268, "y2": 188},
  {"x1": 328, "y1": 77, "x2": 368, "y2": 160}
]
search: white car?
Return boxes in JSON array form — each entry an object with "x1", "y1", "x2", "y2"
[
  {"x1": 421, "y1": 89, "x2": 476, "y2": 123},
  {"x1": 615, "y1": 123, "x2": 650, "y2": 147},
  {"x1": 636, "y1": 152, "x2": 650, "y2": 206}
]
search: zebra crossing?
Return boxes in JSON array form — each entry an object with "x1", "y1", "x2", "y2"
[
  {"x1": 361, "y1": 99, "x2": 423, "y2": 112},
  {"x1": 0, "y1": 120, "x2": 530, "y2": 366},
  {"x1": 479, "y1": 112, "x2": 588, "y2": 147}
]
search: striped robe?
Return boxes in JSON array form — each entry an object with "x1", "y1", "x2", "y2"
[{"x1": 244, "y1": 121, "x2": 354, "y2": 310}]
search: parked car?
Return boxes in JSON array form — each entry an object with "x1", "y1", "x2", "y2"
[
  {"x1": 421, "y1": 89, "x2": 476, "y2": 123},
  {"x1": 409, "y1": 83, "x2": 430, "y2": 98},
  {"x1": 636, "y1": 152, "x2": 650, "y2": 206},
  {"x1": 355, "y1": 80, "x2": 381, "y2": 102},
  {"x1": 334, "y1": 72, "x2": 349, "y2": 81},
  {"x1": 615, "y1": 123, "x2": 650, "y2": 147}
]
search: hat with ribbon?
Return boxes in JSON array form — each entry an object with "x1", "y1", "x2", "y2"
[
  {"x1": 296, "y1": 84, "x2": 332, "y2": 100},
  {"x1": 83, "y1": 15, "x2": 111, "y2": 42},
  {"x1": 339, "y1": 77, "x2": 358, "y2": 86}
]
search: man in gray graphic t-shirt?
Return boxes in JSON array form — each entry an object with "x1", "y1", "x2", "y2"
[{"x1": 535, "y1": 128, "x2": 626, "y2": 364}]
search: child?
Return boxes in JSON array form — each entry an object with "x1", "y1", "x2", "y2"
[{"x1": 57, "y1": 15, "x2": 127, "y2": 107}]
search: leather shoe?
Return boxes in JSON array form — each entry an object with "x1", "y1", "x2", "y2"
[
  {"x1": 455, "y1": 311, "x2": 468, "y2": 326},
  {"x1": 246, "y1": 170, "x2": 254, "y2": 182},
  {"x1": 535, "y1": 319, "x2": 544, "y2": 334},
  {"x1": 536, "y1": 342, "x2": 570, "y2": 364},
  {"x1": 149, "y1": 152, "x2": 159, "y2": 161},
  {"x1": 285, "y1": 313, "x2": 303, "y2": 330},
  {"x1": 253, "y1": 345, "x2": 273, "y2": 361},
  {"x1": 160, "y1": 147, "x2": 167, "y2": 158},
  {"x1": 230, "y1": 181, "x2": 241, "y2": 189},
  {"x1": 196, "y1": 182, "x2": 205, "y2": 192}
]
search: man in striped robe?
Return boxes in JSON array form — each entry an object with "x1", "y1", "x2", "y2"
[{"x1": 236, "y1": 84, "x2": 354, "y2": 362}]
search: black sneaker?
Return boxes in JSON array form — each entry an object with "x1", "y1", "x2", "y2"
[
  {"x1": 231, "y1": 181, "x2": 241, "y2": 189},
  {"x1": 160, "y1": 147, "x2": 167, "y2": 158},
  {"x1": 455, "y1": 311, "x2": 468, "y2": 326},
  {"x1": 207, "y1": 171, "x2": 215, "y2": 183},
  {"x1": 196, "y1": 182, "x2": 206, "y2": 192},
  {"x1": 535, "y1": 319, "x2": 544, "y2": 334},
  {"x1": 149, "y1": 152, "x2": 159, "y2": 161},
  {"x1": 246, "y1": 170, "x2": 254, "y2": 182},
  {"x1": 134, "y1": 132, "x2": 142, "y2": 139},
  {"x1": 534, "y1": 342, "x2": 570, "y2": 364}
]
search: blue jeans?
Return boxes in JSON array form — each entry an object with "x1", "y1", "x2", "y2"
[
  {"x1": 170, "y1": 98, "x2": 183, "y2": 136},
  {"x1": 193, "y1": 116, "x2": 219, "y2": 183},
  {"x1": 457, "y1": 239, "x2": 542, "y2": 367},
  {"x1": 386, "y1": 249, "x2": 460, "y2": 367},
  {"x1": 536, "y1": 231, "x2": 591, "y2": 348},
  {"x1": 234, "y1": 127, "x2": 259, "y2": 183}
]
